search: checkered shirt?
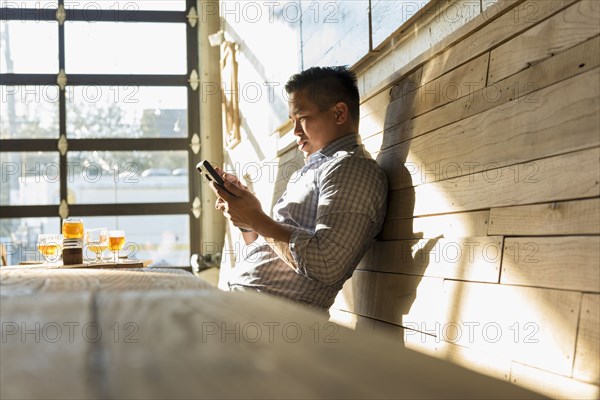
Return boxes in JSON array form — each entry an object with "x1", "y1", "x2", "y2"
[{"x1": 227, "y1": 133, "x2": 388, "y2": 311}]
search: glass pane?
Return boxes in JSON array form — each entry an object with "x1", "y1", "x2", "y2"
[
  {"x1": 66, "y1": 150, "x2": 188, "y2": 204},
  {"x1": 64, "y1": 1, "x2": 185, "y2": 11},
  {"x1": 65, "y1": 22, "x2": 186, "y2": 74},
  {"x1": 0, "y1": 85, "x2": 60, "y2": 139},
  {"x1": 0, "y1": 152, "x2": 60, "y2": 206},
  {"x1": 0, "y1": 217, "x2": 60, "y2": 265},
  {"x1": 66, "y1": 86, "x2": 187, "y2": 138},
  {"x1": 0, "y1": 20, "x2": 58, "y2": 73},
  {"x1": 81, "y1": 215, "x2": 189, "y2": 267}
]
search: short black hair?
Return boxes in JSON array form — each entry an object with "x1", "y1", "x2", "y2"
[{"x1": 285, "y1": 66, "x2": 360, "y2": 121}]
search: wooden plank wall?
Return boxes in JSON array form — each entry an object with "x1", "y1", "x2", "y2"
[
  {"x1": 220, "y1": 0, "x2": 599, "y2": 397},
  {"x1": 330, "y1": 0, "x2": 600, "y2": 398}
]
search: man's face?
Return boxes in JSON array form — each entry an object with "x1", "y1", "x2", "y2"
[{"x1": 288, "y1": 89, "x2": 340, "y2": 158}]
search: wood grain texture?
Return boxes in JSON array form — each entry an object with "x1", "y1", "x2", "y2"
[
  {"x1": 360, "y1": 68, "x2": 423, "y2": 141},
  {"x1": 421, "y1": 0, "x2": 579, "y2": 83},
  {"x1": 488, "y1": 198, "x2": 600, "y2": 235},
  {"x1": 358, "y1": 0, "x2": 523, "y2": 101},
  {"x1": 331, "y1": 307, "x2": 513, "y2": 383},
  {"x1": 386, "y1": 53, "x2": 489, "y2": 127},
  {"x1": 380, "y1": 67, "x2": 600, "y2": 190},
  {"x1": 358, "y1": 236, "x2": 502, "y2": 283},
  {"x1": 488, "y1": 0, "x2": 600, "y2": 84},
  {"x1": 510, "y1": 361, "x2": 600, "y2": 400},
  {"x1": 501, "y1": 237, "x2": 600, "y2": 292},
  {"x1": 380, "y1": 211, "x2": 490, "y2": 240},
  {"x1": 332, "y1": 271, "x2": 446, "y2": 331},
  {"x1": 0, "y1": 292, "x2": 94, "y2": 400},
  {"x1": 92, "y1": 289, "x2": 543, "y2": 400},
  {"x1": 442, "y1": 280, "x2": 581, "y2": 376},
  {"x1": 412, "y1": 36, "x2": 600, "y2": 143},
  {"x1": 328, "y1": 307, "x2": 405, "y2": 336},
  {"x1": 0, "y1": 268, "x2": 212, "y2": 295},
  {"x1": 387, "y1": 147, "x2": 600, "y2": 218},
  {"x1": 404, "y1": 332, "x2": 513, "y2": 383},
  {"x1": 574, "y1": 294, "x2": 600, "y2": 384},
  {"x1": 359, "y1": 93, "x2": 389, "y2": 140}
]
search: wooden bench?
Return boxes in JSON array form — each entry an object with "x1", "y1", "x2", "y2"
[{"x1": 0, "y1": 265, "x2": 545, "y2": 399}]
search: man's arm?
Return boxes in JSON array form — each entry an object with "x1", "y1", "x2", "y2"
[
  {"x1": 211, "y1": 179, "x2": 297, "y2": 267},
  {"x1": 286, "y1": 158, "x2": 388, "y2": 284}
]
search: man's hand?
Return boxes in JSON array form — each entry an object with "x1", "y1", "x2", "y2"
[
  {"x1": 210, "y1": 170, "x2": 265, "y2": 232},
  {"x1": 210, "y1": 167, "x2": 294, "y2": 260}
]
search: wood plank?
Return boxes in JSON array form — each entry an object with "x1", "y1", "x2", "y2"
[
  {"x1": 331, "y1": 306, "x2": 513, "y2": 384},
  {"x1": 442, "y1": 281, "x2": 581, "y2": 376},
  {"x1": 359, "y1": 0, "x2": 523, "y2": 102},
  {"x1": 510, "y1": 361, "x2": 600, "y2": 400},
  {"x1": 379, "y1": 119, "x2": 412, "y2": 151},
  {"x1": 481, "y1": 0, "x2": 504, "y2": 13},
  {"x1": 421, "y1": 0, "x2": 579, "y2": 83},
  {"x1": 426, "y1": 0, "x2": 483, "y2": 48},
  {"x1": 502, "y1": 237, "x2": 600, "y2": 292},
  {"x1": 361, "y1": 132, "x2": 383, "y2": 157},
  {"x1": 358, "y1": 236, "x2": 502, "y2": 283},
  {"x1": 360, "y1": 85, "x2": 391, "y2": 119},
  {"x1": 574, "y1": 294, "x2": 600, "y2": 384},
  {"x1": 0, "y1": 293, "x2": 95, "y2": 399},
  {"x1": 93, "y1": 289, "x2": 543, "y2": 399},
  {"x1": 332, "y1": 271, "x2": 446, "y2": 331},
  {"x1": 380, "y1": 67, "x2": 600, "y2": 190},
  {"x1": 411, "y1": 36, "x2": 600, "y2": 144},
  {"x1": 404, "y1": 332, "x2": 513, "y2": 383},
  {"x1": 328, "y1": 307, "x2": 406, "y2": 337},
  {"x1": 386, "y1": 53, "x2": 489, "y2": 127},
  {"x1": 387, "y1": 147, "x2": 600, "y2": 218},
  {"x1": 489, "y1": 198, "x2": 600, "y2": 235},
  {"x1": 0, "y1": 268, "x2": 212, "y2": 294},
  {"x1": 389, "y1": 67, "x2": 424, "y2": 101},
  {"x1": 380, "y1": 211, "x2": 491, "y2": 240},
  {"x1": 359, "y1": 68, "x2": 421, "y2": 140},
  {"x1": 488, "y1": 0, "x2": 600, "y2": 84}
]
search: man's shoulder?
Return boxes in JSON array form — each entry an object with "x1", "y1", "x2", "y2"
[{"x1": 319, "y1": 148, "x2": 387, "y2": 185}]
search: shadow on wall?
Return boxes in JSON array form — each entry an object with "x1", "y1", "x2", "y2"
[{"x1": 349, "y1": 86, "x2": 442, "y2": 346}]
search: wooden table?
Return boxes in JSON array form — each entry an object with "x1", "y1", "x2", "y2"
[{"x1": 0, "y1": 266, "x2": 546, "y2": 399}]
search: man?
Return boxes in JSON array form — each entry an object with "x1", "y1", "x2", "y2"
[{"x1": 211, "y1": 66, "x2": 388, "y2": 312}]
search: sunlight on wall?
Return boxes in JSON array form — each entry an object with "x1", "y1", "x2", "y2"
[{"x1": 334, "y1": 102, "x2": 596, "y2": 397}]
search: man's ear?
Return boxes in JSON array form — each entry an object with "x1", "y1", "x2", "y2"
[{"x1": 334, "y1": 102, "x2": 349, "y2": 124}]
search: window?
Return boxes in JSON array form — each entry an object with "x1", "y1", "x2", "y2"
[{"x1": 0, "y1": 0, "x2": 201, "y2": 266}]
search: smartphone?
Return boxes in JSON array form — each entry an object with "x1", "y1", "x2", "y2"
[
  {"x1": 196, "y1": 161, "x2": 252, "y2": 232},
  {"x1": 196, "y1": 160, "x2": 236, "y2": 197}
]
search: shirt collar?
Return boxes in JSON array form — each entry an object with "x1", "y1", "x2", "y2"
[{"x1": 307, "y1": 133, "x2": 360, "y2": 163}]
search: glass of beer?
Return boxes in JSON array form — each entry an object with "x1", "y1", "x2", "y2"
[
  {"x1": 37, "y1": 233, "x2": 63, "y2": 263},
  {"x1": 62, "y1": 218, "x2": 84, "y2": 239},
  {"x1": 85, "y1": 228, "x2": 108, "y2": 263},
  {"x1": 108, "y1": 230, "x2": 125, "y2": 263}
]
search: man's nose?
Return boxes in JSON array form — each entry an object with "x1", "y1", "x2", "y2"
[{"x1": 293, "y1": 120, "x2": 303, "y2": 135}]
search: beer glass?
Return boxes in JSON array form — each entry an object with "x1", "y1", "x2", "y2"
[
  {"x1": 108, "y1": 230, "x2": 125, "y2": 263},
  {"x1": 62, "y1": 218, "x2": 84, "y2": 239},
  {"x1": 37, "y1": 233, "x2": 63, "y2": 263},
  {"x1": 85, "y1": 228, "x2": 108, "y2": 262}
]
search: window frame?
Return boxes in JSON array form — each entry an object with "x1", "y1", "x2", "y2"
[{"x1": 0, "y1": 0, "x2": 202, "y2": 266}]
